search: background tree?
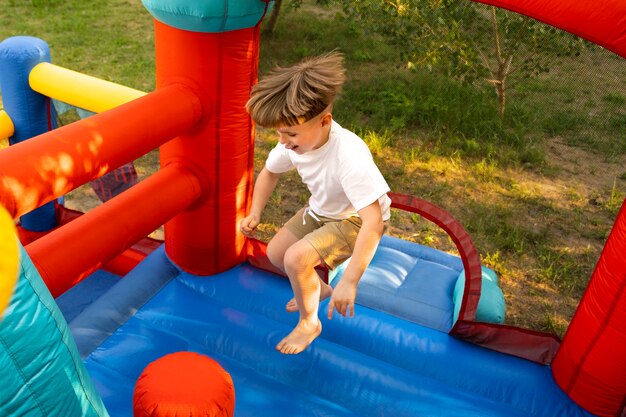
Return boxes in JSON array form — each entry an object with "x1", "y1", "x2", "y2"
[{"x1": 337, "y1": 0, "x2": 584, "y2": 118}]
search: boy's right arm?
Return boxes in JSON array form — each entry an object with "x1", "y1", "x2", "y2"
[{"x1": 240, "y1": 167, "x2": 281, "y2": 237}]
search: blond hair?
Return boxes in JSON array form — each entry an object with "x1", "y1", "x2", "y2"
[{"x1": 246, "y1": 51, "x2": 346, "y2": 127}]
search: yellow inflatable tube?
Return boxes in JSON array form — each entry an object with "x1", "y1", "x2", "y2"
[
  {"x1": 29, "y1": 62, "x2": 146, "y2": 114},
  {"x1": 0, "y1": 206, "x2": 19, "y2": 317},
  {"x1": 0, "y1": 110, "x2": 14, "y2": 140}
]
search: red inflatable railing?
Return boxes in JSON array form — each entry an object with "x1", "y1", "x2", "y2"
[
  {"x1": 0, "y1": 84, "x2": 202, "y2": 219},
  {"x1": 27, "y1": 163, "x2": 202, "y2": 297}
]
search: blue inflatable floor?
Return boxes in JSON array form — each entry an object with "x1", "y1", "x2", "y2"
[
  {"x1": 56, "y1": 269, "x2": 121, "y2": 323},
  {"x1": 67, "y1": 246, "x2": 593, "y2": 417}
]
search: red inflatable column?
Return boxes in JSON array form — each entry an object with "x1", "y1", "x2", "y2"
[
  {"x1": 552, "y1": 199, "x2": 626, "y2": 417},
  {"x1": 152, "y1": 19, "x2": 259, "y2": 275}
]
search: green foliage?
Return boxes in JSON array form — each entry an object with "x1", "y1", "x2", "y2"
[
  {"x1": 607, "y1": 178, "x2": 626, "y2": 214},
  {"x1": 336, "y1": 68, "x2": 548, "y2": 164},
  {"x1": 540, "y1": 304, "x2": 567, "y2": 335},
  {"x1": 541, "y1": 110, "x2": 585, "y2": 136},
  {"x1": 470, "y1": 7, "x2": 584, "y2": 75},
  {"x1": 362, "y1": 130, "x2": 396, "y2": 155},
  {"x1": 29, "y1": 0, "x2": 62, "y2": 7},
  {"x1": 481, "y1": 250, "x2": 506, "y2": 276},
  {"x1": 335, "y1": 1, "x2": 585, "y2": 118},
  {"x1": 602, "y1": 93, "x2": 626, "y2": 106},
  {"x1": 465, "y1": 198, "x2": 549, "y2": 257},
  {"x1": 287, "y1": 0, "x2": 332, "y2": 9},
  {"x1": 536, "y1": 246, "x2": 594, "y2": 294},
  {"x1": 340, "y1": 71, "x2": 501, "y2": 133},
  {"x1": 339, "y1": 0, "x2": 481, "y2": 81}
]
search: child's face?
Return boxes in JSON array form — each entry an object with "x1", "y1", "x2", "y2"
[{"x1": 276, "y1": 113, "x2": 332, "y2": 155}]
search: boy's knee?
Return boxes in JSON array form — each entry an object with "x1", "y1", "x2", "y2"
[
  {"x1": 283, "y1": 249, "x2": 301, "y2": 275},
  {"x1": 283, "y1": 243, "x2": 318, "y2": 274}
]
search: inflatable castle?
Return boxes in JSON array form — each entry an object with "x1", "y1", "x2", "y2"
[{"x1": 0, "y1": 1, "x2": 624, "y2": 416}]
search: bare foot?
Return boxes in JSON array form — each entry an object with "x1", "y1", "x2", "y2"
[
  {"x1": 276, "y1": 319, "x2": 322, "y2": 354},
  {"x1": 286, "y1": 281, "x2": 333, "y2": 312}
]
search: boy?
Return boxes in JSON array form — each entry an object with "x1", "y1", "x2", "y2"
[{"x1": 241, "y1": 51, "x2": 391, "y2": 355}]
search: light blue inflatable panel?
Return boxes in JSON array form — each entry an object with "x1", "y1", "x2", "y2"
[
  {"x1": 142, "y1": 0, "x2": 273, "y2": 33},
  {"x1": 0, "y1": 245, "x2": 108, "y2": 417},
  {"x1": 453, "y1": 266, "x2": 506, "y2": 324},
  {"x1": 331, "y1": 235, "x2": 463, "y2": 332}
]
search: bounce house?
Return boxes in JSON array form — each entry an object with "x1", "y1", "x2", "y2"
[{"x1": 0, "y1": 0, "x2": 624, "y2": 416}]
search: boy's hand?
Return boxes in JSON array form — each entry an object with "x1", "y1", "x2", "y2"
[
  {"x1": 328, "y1": 279, "x2": 357, "y2": 319},
  {"x1": 240, "y1": 213, "x2": 260, "y2": 237}
]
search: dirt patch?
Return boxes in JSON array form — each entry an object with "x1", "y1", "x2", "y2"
[
  {"x1": 545, "y1": 137, "x2": 625, "y2": 196},
  {"x1": 477, "y1": 139, "x2": 623, "y2": 333}
]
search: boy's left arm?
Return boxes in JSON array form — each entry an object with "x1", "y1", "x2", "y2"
[{"x1": 328, "y1": 201, "x2": 384, "y2": 319}]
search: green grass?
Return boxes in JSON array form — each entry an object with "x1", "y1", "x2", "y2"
[
  {"x1": 512, "y1": 57, "x2": 626, "y2": 161},
  {"x1": 1, "y1": 0, "x2": 626, "y2": 336},
  {"x1": 0, "y1": 0, "x2": 155, "y2": 91}
]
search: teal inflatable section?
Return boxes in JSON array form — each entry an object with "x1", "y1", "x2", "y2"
[
  {"x1": 142, "y1": 0, "x2": 272, "y2": 33},
  {"x1": 453, "y1": 266, "x2": 506, "y2": 324},
  {"x1": 0, "y1": 244, "x2": 109, "y2": 417}
]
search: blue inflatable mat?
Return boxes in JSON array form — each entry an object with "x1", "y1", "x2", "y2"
[
  {"x1": 56, "y1": 269, "x2": 121, "y2": 323},
  {"x1": 74, "y1": 246, "x2": 592, "y2": 417}
]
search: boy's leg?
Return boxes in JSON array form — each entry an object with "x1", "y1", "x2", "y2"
[
  {"x1": 285, "y1": 268, "x2": 332, "y2": 312},
  {"x1": 267, "y1": 216, "x2": 332, "y2": 313},
  {"x1": 276, "y1": 239, "x2": 325, "y2": 354},
  {"x1": 285, "y1": 216, "x2": 361, "y2": 313},
  {"x1": 266, "y1": 226, "x2": 300, "y2": 272}
]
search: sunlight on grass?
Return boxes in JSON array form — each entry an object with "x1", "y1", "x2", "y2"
[
  {"x1": 607, "y1": 177, "x2": 626, "y2": 213},
  {"x1": 481, "y1": 250, "x2": 506, "y2": 276},
  {"x1": 470, "y1": 159, "x2": 498, "y2": 181},
  {"x1": 536, "y1": 245, "x2": 595, "y2": 294},
  {"x1": 362, "y1": 129, "x2": 396, "y2": 155},
  {"x1": 541, "y1": 302, "x2": 569, "y2": 335}
]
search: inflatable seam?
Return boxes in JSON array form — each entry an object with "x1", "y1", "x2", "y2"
[{"x1": 145, "y1": 5, "x2": 262, "y2": 20}]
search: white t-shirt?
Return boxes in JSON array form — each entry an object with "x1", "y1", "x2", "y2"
[{"x1": 265, "y1": 120, "x2": 391, "y2": 221}]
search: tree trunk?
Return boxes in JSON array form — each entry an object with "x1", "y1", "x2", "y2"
[
  {"x1": 496, "y1": 78, "x2": 506, "y2": 119},
  {"x1": 263, "y1": 0, "x2": 282, "y2": 35},
  {"x1": 491, "y1": 6, "x2": 510, "y2": 119}
]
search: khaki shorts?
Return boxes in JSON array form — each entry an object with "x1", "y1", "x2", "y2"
[{"x1": 284, "y1": 207, "x2": 362, "y2": 270}]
